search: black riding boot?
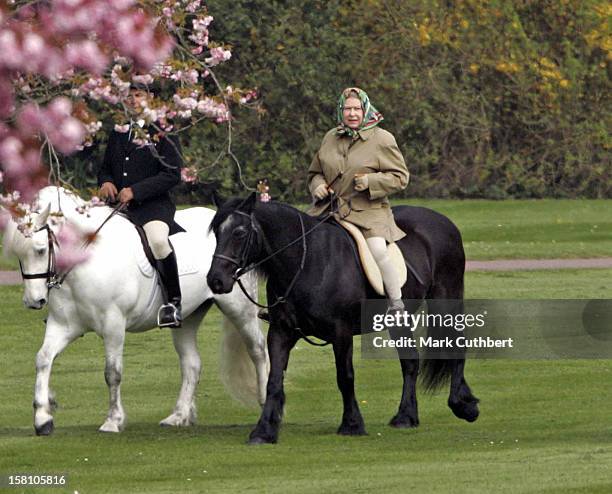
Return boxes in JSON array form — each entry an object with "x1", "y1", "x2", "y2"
[{"x1": 156, "y1": 251, "x2": 182, "y2": 328}]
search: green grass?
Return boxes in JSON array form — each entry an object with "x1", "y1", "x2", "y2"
[
  {"x1": 2, "y1": 199, "x2": 612, "y2": 270},
  {"x1": 395, "y1": 199, "x2": 612, "y2": 260},
  {"x1": 1, "y1": 270, "x2": 612, "y2": 493}
]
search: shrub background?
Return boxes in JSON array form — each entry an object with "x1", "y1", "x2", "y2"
[{"x1": 65, "y1": 0, "x2": 611, "y2": 201}]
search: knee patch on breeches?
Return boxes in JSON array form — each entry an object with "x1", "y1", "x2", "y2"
[{"x1": 143, "y1": 221, "x2": 172, "y2": 260}]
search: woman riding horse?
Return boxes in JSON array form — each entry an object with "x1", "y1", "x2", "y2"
[{"x1": 308, "y1": 87, "x2": 409, "y2": 312}]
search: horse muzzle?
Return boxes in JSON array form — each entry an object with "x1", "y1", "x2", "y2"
[
  {"x1": 207, "y1": 270, "x2": 234, "y2": 295},
  {"x1": 24, "y1": 296, "x2": 47, "y2": 310}
]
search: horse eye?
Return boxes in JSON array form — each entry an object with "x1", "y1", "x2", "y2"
[{"x1": 232, "y1": 227, "x2": 247, "y2": 239}]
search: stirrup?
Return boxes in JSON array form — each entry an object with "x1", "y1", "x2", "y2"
[{"x1": 157, "y1": 303, "x2": 182, "y2": 328}]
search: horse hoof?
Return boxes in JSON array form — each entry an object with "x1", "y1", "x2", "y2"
[
  {"x1": 247, "y1": 436, "x2": 276, "y2": 445},
  {"x1": 35, "y1": 420, "x2": 54, "y2": 436},
  {"x1": 337, "y1": 423, "x2": 367, "y2": 436},
  {"x1": 159, "y1": 415, "x2": 195, "y2": 428},
  {"x1": 99, "y1": 421, "x2": 122, "y2": 433},
  {"x1": 247, "y1": 431, "x2": 277, "y2": 445},
  {"x1": 389, "y1": 415, "x2": 419, "y2": 428},
  {"x1": 449, "y1": 400, "x2": 480, "y2": 423}
]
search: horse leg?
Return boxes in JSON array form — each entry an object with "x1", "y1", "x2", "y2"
[
  {"x1": 333, "y1": 328, "x2": 366, "y2": 435},
  {"x1": 448, "y1": 358, "x2": 480, "y2": 422},
  {"x1": 388, "y1": 328, "x2": 420, "y2": 428},
  {"x1": 160, "y1": 302, "x2": 210, "y2": 427},
  {"x1": 215, "y1": 279, "x2": 269, "y2": 406},
  {"x1": 99, "y1": 329, "x2": 126, "y2": 433},
  {"x1": 427, "y1": 296, "x2": 480, "y2": 423},
  {"x1": 33, "y1": 317, "x2": 83, "y2": 436},
  {"x1": 248, "y1": 325, "x2": 297, "y2": 445}
]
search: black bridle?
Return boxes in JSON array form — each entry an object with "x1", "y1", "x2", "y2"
[
  {"x1": 213, "y1": 209, "x2": 309, "y2": 310},
  {"x1": 213, "y1": 195, "x2": 362, "y2": 347},
  {"x1": 19, "y1": 202, "x2": 127, "y2": 290},
  {"x1": 213, "y1": 193, "x2": 358, "y2": 311},
  {"x1": 19, "y1": 224, "x2": 61, "y2": 289}
]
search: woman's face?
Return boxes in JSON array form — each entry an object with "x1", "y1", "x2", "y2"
[{"x1": 342, "y1": 96, "x2": 364, "y2": 129}]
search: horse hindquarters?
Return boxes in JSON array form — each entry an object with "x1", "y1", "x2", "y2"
[{"x1": 393, "y1": 205, "x2": 479, "y2": 423}]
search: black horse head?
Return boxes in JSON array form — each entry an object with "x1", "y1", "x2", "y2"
[{"x1": 207, "y1": 193, "x2": 261, "y2": 294}]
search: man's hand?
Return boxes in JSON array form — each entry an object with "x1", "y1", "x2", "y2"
[
  {"x1": 313, "y1": 183, "x2": 333, "y2": 201},
  {"x1": 354, "y1": 173, "x2": 369, "y2": 192},
  {"x1": 118, "y1": 187, "x2": 134, "y2": 204},
  {"x1": 99, "y1": 182, "x2": 118, "y2": 201}
]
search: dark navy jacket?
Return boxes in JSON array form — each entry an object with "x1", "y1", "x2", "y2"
[{"x1": 97, "y1": 129, "x2": 184, "y2": 234}]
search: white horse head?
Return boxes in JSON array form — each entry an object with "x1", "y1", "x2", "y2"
[{"x1": 4, "y1": 203, "x2": 56, "y2": 309}]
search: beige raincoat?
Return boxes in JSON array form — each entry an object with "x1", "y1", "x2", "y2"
[{"x1": 307, "y1": 126, "x2": 409, "y2": 242}]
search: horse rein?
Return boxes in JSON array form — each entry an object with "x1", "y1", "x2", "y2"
[
  {"x1": 214, "y1": 209, "x2": 309, "y2": 310},
  {"x1": 20, "y1": 202, "x2": 127, "y2": 289},
  {"x1": 214, "y1": 191, "x2": 357, "y2": 311},
  {"x1": 54, "y1": 202, "x2": 127, "y2": 286}
]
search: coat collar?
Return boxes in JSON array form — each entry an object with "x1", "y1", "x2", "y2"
[
  {"x1": 357, "y1": 127, "x2": 376, "y2": 141},
  {"x1": 335, "y1": 126, "x2": 376, "y2": 143}
]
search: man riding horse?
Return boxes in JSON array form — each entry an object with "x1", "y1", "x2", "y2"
[{"x1": 97, "y1": 122, "x2": 183, "y2": 328}]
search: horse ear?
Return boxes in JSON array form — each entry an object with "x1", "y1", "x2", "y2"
[
  {"x1": 34, "y1": 203, "x2": 51, "y2": 230},
  {"x1": 211, "y1": 190, "x2": 226, "y2": 208},
  {"x1": 238, "y1": 192, "x2": 257, "y2": 213}
]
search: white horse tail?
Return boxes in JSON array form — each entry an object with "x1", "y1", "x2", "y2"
[{"x1": 218, "y1": 315, "x2": 264, "y2": 408}]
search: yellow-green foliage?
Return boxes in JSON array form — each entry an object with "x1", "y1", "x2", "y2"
[{"x1": 174, "y1": 1, "x2": 612, "y2": 199}]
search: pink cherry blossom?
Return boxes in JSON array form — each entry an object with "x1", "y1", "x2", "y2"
[
  {"x1": 205, "y1": 46, "x2": 231, "y2": 67},
  {"x1": 1, "y1": 0, "x2": 253, "y2": 243},
  {"x1": 55, "y1": 223, "x2": 92, "y2": 272},
  {"x1": 65, "y1": 40, "x2": 108, "y2": 74},
  {"x1": 132, "y1": 74, "x2": 155, "y2": 85},
  {"x1": 181, "y1": 166, "x2": 198, "y2": 183}
]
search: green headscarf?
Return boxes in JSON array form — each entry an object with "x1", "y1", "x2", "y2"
[{"x1": 336, "y1": 87, "x2": 384, "y2": 139}]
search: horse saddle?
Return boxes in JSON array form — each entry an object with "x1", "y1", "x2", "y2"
[
  {"x1": 132, "y1": 223, "x2": 198, "y2": 279},
  {"x1": 337, "y1": 220, "x2": 407, "y2": 296}
]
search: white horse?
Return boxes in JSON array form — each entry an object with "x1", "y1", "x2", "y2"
[{"x1": 3, "y1": 186, "x2": 268, "y2": 435}]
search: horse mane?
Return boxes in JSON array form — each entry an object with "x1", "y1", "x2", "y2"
[
  {"x1": 36, "y1": 186, "x2": 87, "y2": 212},
  {"x1": 210, "y1": 197, "x2": 317, "y2": 233}
]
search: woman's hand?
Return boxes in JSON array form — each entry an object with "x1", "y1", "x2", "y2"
[
  {"x1": 313, "y1": 183, "x2": 332, "y2": 200},
  {"x1": 354, "y1": 173, "x2": 369, "y2": 192},
  {"x1": 99, "y1": 182, "x2": 118, "y2": 201}
]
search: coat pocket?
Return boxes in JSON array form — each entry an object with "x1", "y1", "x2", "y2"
[{"x1": 349, "y1": 193, "x2": 383, "y2": 211}]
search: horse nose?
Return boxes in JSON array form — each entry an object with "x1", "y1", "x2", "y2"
[
  {"x1": 210, "y1": 277, "x2": 224, "y2": 293},
  {"x1": 38, "y1": 298, "x2": 47, "y2": 307}
]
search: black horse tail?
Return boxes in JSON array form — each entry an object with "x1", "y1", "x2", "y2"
[{"x1": 419, "y1": 299, "x2": 465, "y2": 392}]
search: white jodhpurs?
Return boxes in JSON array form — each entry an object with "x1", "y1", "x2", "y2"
[
  {"x1": 366, "y1": 236, "x2": 402, "y2": 301},
  {"x1": 143, "y1": 221, "x2": 172, "y2": 260}
]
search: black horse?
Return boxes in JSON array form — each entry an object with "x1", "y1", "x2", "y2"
[{"x1": 207, "y1": 194, "x2": 479, "y2": 444}]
